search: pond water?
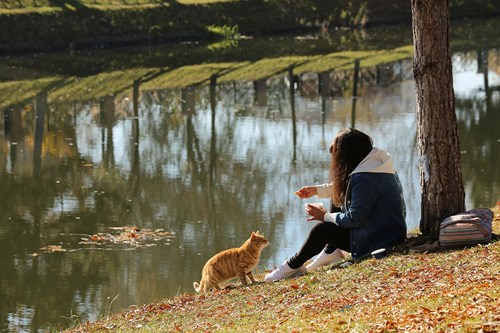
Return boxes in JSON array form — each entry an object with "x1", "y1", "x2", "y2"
[{"x1": 1, "y1": 20, "x2": 499, "y2": 332}]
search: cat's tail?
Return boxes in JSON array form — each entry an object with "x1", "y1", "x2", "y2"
[{"x1": 193, "y1": 281, "x2": 202, "y2": 293}]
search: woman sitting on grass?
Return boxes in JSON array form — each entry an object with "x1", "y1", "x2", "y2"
[{"x1": 265, "y1": 128, "x2": 407, "y2": 282}]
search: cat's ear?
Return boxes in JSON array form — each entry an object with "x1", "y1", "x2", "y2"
[{"x1": 251, "y1": 231, "x2": 256, "y2": 238}]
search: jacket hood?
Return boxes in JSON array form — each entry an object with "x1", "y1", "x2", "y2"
[{"x1": 350, "y1": 148, "x2": 395, "y2": 175}]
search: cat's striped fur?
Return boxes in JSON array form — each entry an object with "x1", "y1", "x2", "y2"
[{"x1": 193, "y1": 231, "x2": 269, "y2": 293}]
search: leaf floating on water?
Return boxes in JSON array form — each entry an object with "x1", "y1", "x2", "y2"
[
  {"x1": 90, "y1": 234, "x2": 106, "y2": 242},
  {"x1": 40, "y1": 245, "x2": 66, "y2": 253},
  {"x1": 37, "y1": 226, "x2": 175, "y2": 255},
  {"x1": 79, "y1": 226, "x2": 175, "y2": 248}
]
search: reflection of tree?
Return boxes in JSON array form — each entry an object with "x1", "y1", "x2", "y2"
[
  {"x1": 33, "y1": 91, "x2": 47, "y2": 177},
  {"x1": 456, "y1": 93, "x2": 500, "y2": 208},
  {"x1": 100, "y1": 95, "x2": 116, "y2": 170},
  {"x1": 120, "y1": 81, "x2": 142, "y2": 221},
  {"x1": 455, "y1": 48, "x2": 500, "y2": 208},
  {"x1": 288, "y1": 66, "x2": 298, "y2": 165}
]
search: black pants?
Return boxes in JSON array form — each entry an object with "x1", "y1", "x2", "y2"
[{"x1": 288, "y1": 222, "x2": 350, "y2": 269}]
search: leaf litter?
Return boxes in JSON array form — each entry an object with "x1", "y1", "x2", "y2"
[
  {"x1": 79, "y1": 226, "x2": 175, "y2": 247},
  {"x1": 32, "y1": 226, "x2": 175, "y2": 256}
]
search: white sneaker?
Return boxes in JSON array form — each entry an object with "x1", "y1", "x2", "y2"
[
  {"x1": 264, "y1": 261, "x2": 307, "y2": 282},
  {"x1": 306, "y1": 248, "x2": 347, "y2": 271}
]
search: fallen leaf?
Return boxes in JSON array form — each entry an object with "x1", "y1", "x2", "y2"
[
  {"x1": 40, "y1": 245, "x2": 66, "y2": 253},
  {"x1": 310, "y1": 276, "x2": 320, "y2": 283}
]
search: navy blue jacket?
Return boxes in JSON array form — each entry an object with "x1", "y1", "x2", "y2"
[{"x1": 336, "y1": 172, "x2": 407, "y2": 261}]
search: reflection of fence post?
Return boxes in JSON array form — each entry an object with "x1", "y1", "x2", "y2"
[
  {"x1": 132, "y1": 80, "x2": 141, "y2": 149},
  {"x1": 4, "y1": 107, "x2": 22, "y2": 170},
  {"x1": 254, "y1": 78, "x2": 267, "y2": 107},
  {"x1": 351, "y1": 60, "x2": 360, "y2": 129},
  {"x1": 288, "y1": 65, "x2": 295, "y2": 97},
  {"x1": 210, "y1": 74, "x2": 217, "y2": 89},
  {"x1": 351, "y1": 97, "x2": 357, "y2": 129},
  {"x1": 352, "y1": 59, "x2": 360, "y2": 98},
  {"x1": 210, "y1": 74, "x2": 217, "y2": 111},
  {"x1": 31, "y1": 92, "x2": 46, "y2": 268},
  {"x1": 288, "y1": 65, "x2": 297, "y2": 164},
  {"x1": 476, "y1": 49, "x2": 484, "y2": 74},
  {"x1": 209, "y1": 74, "x2": 217, "y2": 190},
  {"x1": 4, "y1": 109, "x2": 9, "y2": 135},
  {"x1": 481, "y1": 43, "x2": 489, "y2": 97},
  {"x1": 182, "y1": 86, "x2": 196, "y2": 115},
  {"x1": 4, "y1": 107, "x2": 23, "y2": 140},
  {"x1": 100, "y1": 95, "x2": 115, "y2": 127},
  {"x1": 319, "y1": 72, "x2": 330, "y2": 98},
  {"x1": 100, "y1": 95, "x2": 116, "y2": 167},
  {"x1": 34, "y1": 91, "x2": 47, "y2": 177},
  {"x1": 132, "y1": 80, "x2": 140, "y2": 189},
  {"x1": 319, "y1": 72, "x2": 330, "y2": 134},
  {"x1": 133, "y1": 79, "x2": 141, "y2": 119}
]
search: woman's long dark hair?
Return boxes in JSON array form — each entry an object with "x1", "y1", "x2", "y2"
[{"x1": 329, "y1": 128, "x2": 373, "y2": 207}]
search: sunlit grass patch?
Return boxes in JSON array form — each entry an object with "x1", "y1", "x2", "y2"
[
  {"x1": 293, "y1": 47, "x2": 414, "y2": 75},
  {"x1": 0, "y1": 77, "x2": 62, "y2": 108},
  {"x1": 141, "y1": 62, "x2": 243, "y2": 90},
  {"x1": 49, "y1": 68, "x2": 153, "y2": 101},
  {"x1": 361, "y1": 46, "x2": 414, "y2": 68},
  {"x1": 218, "y1": 56, "x2": 310, "y2": 82},
  {"x1": 293, "y1": 54, "x2": 352, "y2": 74}
]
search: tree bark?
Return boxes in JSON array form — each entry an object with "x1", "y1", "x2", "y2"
[{"x1": 411, "y1": 0, "x2": 465, "y2": 238}]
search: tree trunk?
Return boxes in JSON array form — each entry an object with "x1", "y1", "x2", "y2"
[{"x1": 411, "y1": 0, "x2": 465, "y2": 238}]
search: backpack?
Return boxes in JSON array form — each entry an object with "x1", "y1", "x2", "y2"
[{"x1": 439, "y1": 208, "x2": 494, "y2": 248}]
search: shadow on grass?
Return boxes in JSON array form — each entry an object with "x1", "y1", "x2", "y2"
[{"x1": 392, "y1": 232, "x2": 500, "y2": 256}]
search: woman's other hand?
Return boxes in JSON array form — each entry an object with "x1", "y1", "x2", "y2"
[
  {"x1": 305, "y1": 203, "x2": 327, "y2": 221},
  {"x1": 294, "y1": 186, "x2": 317, "y2": 199}
]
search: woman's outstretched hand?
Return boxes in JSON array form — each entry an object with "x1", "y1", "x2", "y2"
[
  {"x1": 305, "y1": 203, "x2": 327, "y2": 221},
  {"x1": 294, "y1": 186, "x2": 317, "y2": 199}
]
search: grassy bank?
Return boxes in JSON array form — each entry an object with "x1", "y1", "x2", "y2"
[
  {"x1": 0, "y1": 0, "x2": 378, "y2": 53},
  {"x1": 63, "y1": 206, "x2": 500, "y2": 332},
  {"x1": 1, "y1": 0, "x2": 500, "y2": 54}
]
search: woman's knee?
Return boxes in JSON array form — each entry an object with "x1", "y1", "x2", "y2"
[{"x1": 310, "y1": 221, "x2": 339, "y2": 235}]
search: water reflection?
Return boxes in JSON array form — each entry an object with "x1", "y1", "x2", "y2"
[
  {"x1": 1, "y1": 43, "x2": 500, "y2": 333},
  {"x1": 454, "y1": 48, "x2": 500, "y2": 208}
]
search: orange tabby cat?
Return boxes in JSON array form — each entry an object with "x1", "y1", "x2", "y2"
[{"x1": 193, "y1": 231, "x2": 269, "y2": 293}]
